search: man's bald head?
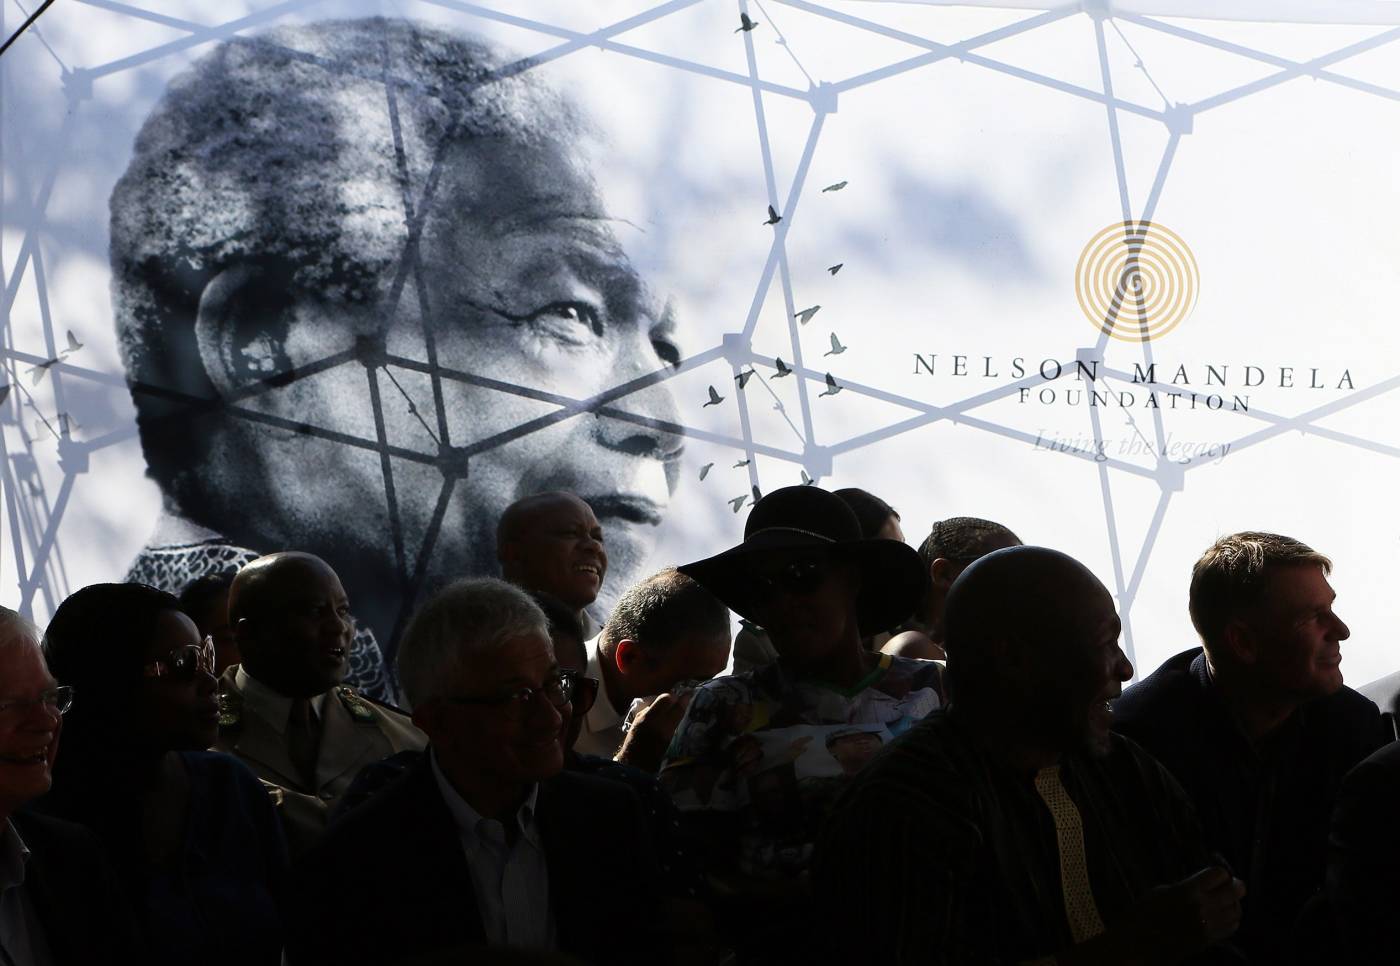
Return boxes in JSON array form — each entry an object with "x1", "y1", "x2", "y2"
[
  {"x1": 944, "y1": 547, "x2": 1132, "y2": 757},
  {"x1": 945, "y1": 547, "x2": 1108, "y2": 661},
  {"x1": 230, "y1": 552, "x2": 354, "y2": 697},
  {"x1": 496, "y1": 492, "x2": 607, "y2": 611}
]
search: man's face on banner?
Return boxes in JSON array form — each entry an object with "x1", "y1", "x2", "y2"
[{"x1": 211, "y1": 105, "x2": 683, "y2": 621}]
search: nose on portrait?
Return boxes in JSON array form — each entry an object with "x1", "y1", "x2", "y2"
[{"x1": 591, "y1": 378, "x2": 685, "y2": 462}]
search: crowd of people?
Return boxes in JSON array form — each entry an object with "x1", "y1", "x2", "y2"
[{"x1": 0, "y1": 483, "x2": 1396, "y2": 965}]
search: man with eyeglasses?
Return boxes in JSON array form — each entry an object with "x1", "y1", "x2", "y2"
[
  {"x1": 580, "y1": 568, "x2": 731, "y2": 771},
  {"x1": 285, "y1": 578, "x2": 663, "y2": 965},
  {"x1": 0, "y1": 606, "x2": 139, "y2": 964},
  {"x1": 217, "y1": 552, "x2": 425, "y2": 857}
]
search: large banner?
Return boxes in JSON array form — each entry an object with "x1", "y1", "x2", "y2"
[{"x1": 3, "y1": 0, "x2": 1399, "y2": 701}]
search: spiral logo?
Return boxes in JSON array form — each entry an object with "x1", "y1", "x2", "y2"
[{"x1": 1075, "y1": 221, "x2": 1199, "y2": 342}]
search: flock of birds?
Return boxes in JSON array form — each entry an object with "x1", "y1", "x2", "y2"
[{"x1": 702, "y1": 23, "x2": 857, "y2": 514}]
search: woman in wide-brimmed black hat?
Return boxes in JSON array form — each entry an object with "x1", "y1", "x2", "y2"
[
  {"x1": 680, "y1": 484, "x2": 928, "y2": 684},
  {"x1": 659, "y1": 485, "x2": 944, "y2": 961}
]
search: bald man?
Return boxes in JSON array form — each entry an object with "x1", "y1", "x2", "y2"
[
  {"x1": 216, "y1": 553, "x2": 425, "y2": 856},
  {"x1": 816, "y1": 547, "x2": 1245, "y2": 965},
  {"x1": 497, "y1": 492, "x2": 608, "y2": 636}
]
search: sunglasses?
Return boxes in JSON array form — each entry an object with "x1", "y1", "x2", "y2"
[
  {"x1": 751, "y1": 559, "x2": 829, "y2": 598},
  {"x1": 142, "y1": 636, "x2": 216, "y2": 681}
]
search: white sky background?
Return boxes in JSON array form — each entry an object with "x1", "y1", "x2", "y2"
[{"x1": 2, "y1": 0, "x2": 1399, "y2": 685}]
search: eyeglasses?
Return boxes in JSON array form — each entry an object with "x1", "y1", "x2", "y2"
[
  {"x1": 142, "y1": 636, "x2": 215, "y2": 681},
  {"x1": 572, "y1": 676, "x2": 600, "y2": 717},
  {"x1": 751, "y1": 559, "x2": 828, "y2": 598},
  {"x1": 444, "y1": 670, "x2": 581, "y2": 716},
  {"x1": 0, "y1": 686, "x2": 74, "y2": 717}
]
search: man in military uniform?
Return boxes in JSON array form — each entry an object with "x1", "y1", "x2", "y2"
[{"x1": 217, "y1": 552, "x2": 425, "y2": 856}]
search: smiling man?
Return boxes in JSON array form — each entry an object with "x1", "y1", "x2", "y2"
[
  {"x1": 1113, "y1": 532, "x2": 1389, "y2": 964},
  {"x1": 285, "y1": 578, "x2": 663, "y2": 965},
  {"x1": 217, "y1": 552, "x2": 425, "y2": 856},
  {"x1": 113, "y1": 18, "x2": 684, "y2": 706},
  {"x1": 0, "y1": 607, "x2": 139, "y2": 963},
  {"x1": 498, "y1": 492, "x2": 610, "y2": 637}
]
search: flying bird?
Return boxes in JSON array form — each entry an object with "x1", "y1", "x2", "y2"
[
  {"x1": 699, "y1": 462, "x2": 714, "y2": 480},
  {"x1": 702, "y1": 385, "x2": 724, "y2": 407},
  {"x1": 735, "y1": 369, "x2": 756, "y2": 389},
  {"x1": 63, "y1": 330, "x2": 83, "y2": 355},
  {"x1": 763, "y1": 204, "x2": 782, "y2": 226},
  {"x1": 751, "y1": 484, "x2": 762, "y2": 504},
  {"x1": 828, "y1": 263, "x2": 843, "y2": 276},
  {"x1": 800, "y1": 469, "x2": 814, "y2": 485},
  {"x1": 822, "y1": 181, "x2": 848, "y2": 192},
  {"x1": 735, "y1": 12, "x2": 759, "y2": 32},
  {"x1": 773, "y1": 357, "x2": 792, "y2": 378},
  {"x1": 794, "y1": 305, "x2": 821, "y2": 325},
  {"x1": 26, "y1": 358, "x2": 59, "y2": 385},
  {"x1": 819, "y1": 372, "x2": 843, "y2": 397},
  {"x1": 729, "y1": 494, "x2": 747, "y2": 513},
  {"x1": 733, "y1": 458, "x2": 751, "y2": 468},
  {"x1": 0, "y1": 384, "x2": 10, "y2": 406},
  {"x1": 824, "y1": 333, "x2": 846, "y2": 357}
]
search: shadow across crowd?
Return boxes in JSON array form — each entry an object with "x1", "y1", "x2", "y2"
[{"x1": 0, "y1": 484, "x2": 1396, "y2": 965}]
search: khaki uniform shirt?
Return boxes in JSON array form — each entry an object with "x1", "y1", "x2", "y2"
[{"x1": 214, "y1": 665, "x2": 427, "y2": 857}]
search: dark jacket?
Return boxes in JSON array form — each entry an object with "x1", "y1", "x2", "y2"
[
  {"x1": 1113, "y1": 647, "x2": 1388, "y2": 964},
  {"x1": 285, "y1": 753, "x2": 664, "y2": 966},
  {"x1": 10, "y1": 810, "x2": 144, "y2": 964},
  {"x1": 1327, "y1": 739, "x2": 1400, "y2": 963}
]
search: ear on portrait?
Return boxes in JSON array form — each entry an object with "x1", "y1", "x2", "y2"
[{"x1": 193, "y1": 262, "x2": 367, "y2": 395}]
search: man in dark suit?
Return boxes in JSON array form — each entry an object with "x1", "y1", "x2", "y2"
[
  {"x1": 1113, "y1": 532, "x2": 1389, "y2": 964},
  {"x1": 285, "y1": 579, "x2": 663, "y2": 966},
  {"x1": 0, "y1": 606, "x2": 141, "y2": 964},
  {"x1": 1327, "y1": 739, "x2": 1400, "y2": 962}
]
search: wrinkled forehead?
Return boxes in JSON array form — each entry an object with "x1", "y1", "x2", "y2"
[{"x1": 419, "y1": 137, "x2": 664, "y2": 318}]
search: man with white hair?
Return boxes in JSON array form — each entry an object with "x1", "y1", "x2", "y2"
[
  {"x1": 285, "y1": 578, "x2": 663, "y2": 965},
  {"x1": 0, "y1": 607, "x2": 139, "y2": 963}
]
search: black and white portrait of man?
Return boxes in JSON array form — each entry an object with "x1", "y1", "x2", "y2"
[{"x1": 110, "y1": 18, "x2": 685, "y2": 702}]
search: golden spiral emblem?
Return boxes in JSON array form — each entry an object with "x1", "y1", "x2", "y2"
[{"x1": 1075, "y1": 221, "x2": 1198, "y2": 342}]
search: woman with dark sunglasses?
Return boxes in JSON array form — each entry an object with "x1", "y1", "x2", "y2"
[{"x1": 34, "y1": 583, "x2": 287, "y2": 966}]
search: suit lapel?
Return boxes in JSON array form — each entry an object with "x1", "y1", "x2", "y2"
[
  {"x1": 536, "y1": 775, "x2": 591, "y2": 956},
  {"x1": 401, "y1": 759, "x2": 487, "y2": 950}
]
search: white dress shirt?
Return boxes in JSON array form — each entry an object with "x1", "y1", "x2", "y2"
[
  {"x1": 0, "y1": 820, "x2": 56, "y2": 966},
  {"x1": 574, "y1": 635, "x2": 626, "y2": 759},
  {"x1": 429, "y1": 751, "x2": 556, "y2": 950}
]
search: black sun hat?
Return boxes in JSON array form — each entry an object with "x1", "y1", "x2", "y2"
[{"x1": 679, "y1": 485, "x2": 929, "y2": 635}]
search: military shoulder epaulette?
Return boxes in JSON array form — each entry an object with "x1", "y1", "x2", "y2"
[{"x1": 336, "y1": 686, "x2": 379, "y2": 723}]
